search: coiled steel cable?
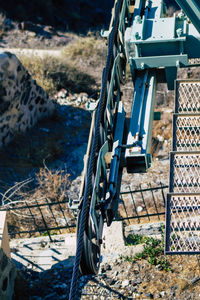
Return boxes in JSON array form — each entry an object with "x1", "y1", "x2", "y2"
[{"x1": 69, "y1": 1, "x2": 123, "y2": 299}]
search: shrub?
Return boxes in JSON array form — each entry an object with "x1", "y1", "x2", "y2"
[
  {"x1": 20, "y1": 53, "x2": 96, "y2": 96},
  {"x1": 122, "y1": 226, "x2": 171, "y2": 272}
]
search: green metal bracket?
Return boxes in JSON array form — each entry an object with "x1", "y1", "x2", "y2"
[
  {"x1": 175, "y1": 0, "x2": 200, "y2": 34},
  {"x1": 154, "y1": 111, "x2": 161, "y2": 121},
  {"x1": 131, "y1": 54, "x2": 188, "y2": 70}
]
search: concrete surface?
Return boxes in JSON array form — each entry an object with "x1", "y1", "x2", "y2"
[
  {"x1": 10, "y1": 221, "x2": 144, "y2": 272},
  {"x1": 0, "y1": 211, "x2": 18, "y2": 300},
  {"x1": 0, "y1": 211, "x2": 11, "y2": 259}
]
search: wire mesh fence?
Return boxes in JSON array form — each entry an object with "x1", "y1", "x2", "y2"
[
  {"x1": 166, "y1": 79, "x2": 200, "y2": 254},
  {"x1": 170, "y1": 152, "x2": 200, "y2": 193}
]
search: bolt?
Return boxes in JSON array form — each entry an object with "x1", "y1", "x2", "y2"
[
  {"x1": 134, "y1": 32, "x2": 140, "y2": 40},
  {"x1": 178, "y1": 12, "x2": 185, "y2": 20},
  {"x1": 141, "y1": 62, "x2": 145, "y2": 69},
  {"x1": 176, "y1": 28, "x2": 183, "y2": 38},
  {"x1": 135, "y1": 15, "x2": 142, "y2": 24}
]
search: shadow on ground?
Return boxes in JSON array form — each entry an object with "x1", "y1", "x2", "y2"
[
  {"x1": 0, "y1": 102, "x2": 91, "y2": 194},
  {"x1": 0, "y1": 0, "x2": 114, "y2": 33}
]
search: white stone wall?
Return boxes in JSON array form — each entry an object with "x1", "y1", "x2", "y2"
[
  {"x1": 0, "y1": 52, "x2": 54, "y2": 147},
  {"x1": 0, "y1": 249, "x2": 17, "y2": 300},
  {"x1": 0, "y1": 212, "x2": 20, "y2": 300}
]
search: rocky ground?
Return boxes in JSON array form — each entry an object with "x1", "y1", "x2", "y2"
[
  {"x1": 1, "y1": 6, "x2": 200, "y2": 300},
  {"x1": 0, "y1": 0, "x2": 114, "y2": 34},
  {"x1": 12, "y1": 222, "x2": 200, "y2": 300}
]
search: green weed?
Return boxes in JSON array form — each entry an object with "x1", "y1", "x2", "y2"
[
  {"x1": 122, "y1": 225, "x2": 171, "y2": 272},
  {"x1": 41, "y1": 230, "x2": 59, "y2": 236},
  {"x1": 125, "y1": 233, "x2": 145, "y2": 246}
]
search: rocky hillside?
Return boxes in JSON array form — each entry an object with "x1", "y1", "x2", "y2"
[
  {"x1": 0, "y1": 0, "x2": 180, "y2": 34},
  {"x1": 0, "y1": 0, "x2": 114, "y2": 33},
  {"x1": 1, "y1": 2, "x2": 200, "y2": 300}
]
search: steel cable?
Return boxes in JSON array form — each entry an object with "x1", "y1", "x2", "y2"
[{"x1": 69, "y1": 1, "x2": 123, "y2": 299}]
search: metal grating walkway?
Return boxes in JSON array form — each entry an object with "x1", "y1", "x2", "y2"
[{"x1": 166, "y1": 80, "x2": 200, "y2": 254}]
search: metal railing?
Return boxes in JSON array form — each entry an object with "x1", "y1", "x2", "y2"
[
  {"x1": 1, "y1": 183, "x2": 168, "y2": 240},
  {"x1": 1, "y1": 194, "x2": 76, "y2": 242},
  {"x1": 117, "y1": 182, "x2": 167, "y2": 223}
]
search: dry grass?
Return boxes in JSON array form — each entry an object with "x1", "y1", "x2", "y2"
[
  {"x1": 20, "y1": 54, "x2": 96, "y2": 96},
  {"x1": 5, "y1": 166, "x2": 75, "y2": 238},
  {"x1": 19, "y1": 35, "x2": 106, "y2": 96},
  {"x1": 35, "y1": 166, "x2": 69, "y2": 202},
  {"x1": 62, "y1": 35, "x2": 106, "y2": 62},
  {"x1": 3, "y1": 166, "x2": 70, "y2": 207},
  {"x1": 134, "y1": 254, "x2": 200, "y2": 298}
]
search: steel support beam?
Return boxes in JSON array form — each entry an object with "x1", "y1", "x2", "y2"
[
  {"x1": 175, "y1": 0, "x2": 200, "y2": 34},
  {"x1": 125, "y1": 70, "x2": 157, "y2": 173}
]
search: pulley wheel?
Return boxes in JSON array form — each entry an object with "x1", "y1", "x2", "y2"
[{"x1": 78, "y1": 212, "x2": 102, "y2": 275}]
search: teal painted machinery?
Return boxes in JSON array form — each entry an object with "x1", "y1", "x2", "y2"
[
  {"x1": 125, "y1": 0, "x2": 200, "y2": 172},
  {"x1": 69, "y1": 1, "x2": 200, "y2": 297}
]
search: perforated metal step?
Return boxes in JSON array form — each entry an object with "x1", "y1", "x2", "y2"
[
  {"x1": 166, "y1": 80, "x2": 200, "y2": 254},
  {"x1": 173, "y1": 114, "x2": 200, "y2": 151},
  {"x1": 166, "y1": 193, "x2": 200, "y2": 254},
  {"x1": 170, "y1": 152, "x2": 200, "y2": 193},
  {"x1": 175, "y1": 80, "x2": 200, "y2": 113}
]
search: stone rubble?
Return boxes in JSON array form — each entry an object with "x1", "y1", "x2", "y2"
[
  {"x1": 3, "y1": 82, "x2": 197, "y2": 300},
  {"x1": 0, "y1": 5, "x2": 198, "y2": 299},
  {"x1": 11, "y1": 220, "x2": 200, "y2": 300},
  {"x1": 54, "y1": 89, "x2": 97, "y2": 110}
]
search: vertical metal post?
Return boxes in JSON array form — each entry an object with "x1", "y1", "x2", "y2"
[
  {"x1": 129, "y1": 186, "x2": 140, "y2": 223},
  {"x1": 25, "y1": 201, "x2": 40, "y2": 237},
  {"x1": 121, "y1": 194, "x2": 130, "y2": 224},
  {"x1": 35, "y1": 199, "x2": 53, "y2": 242},
  {"x1": 160, "y1": 182, "x2": 166, "y2": 207},
  {"x1": 58, "y1": 202, "x2": 69, "y2": 227},
  {"x1": 140, "y1": 184, "x2": 150, "y2": 221},
  {"x1": 149, "y1": 183, "x2": 160, "y2": 220},
  {"x1": 45, "y1": 199, "x2": 61, "y2": 234}
]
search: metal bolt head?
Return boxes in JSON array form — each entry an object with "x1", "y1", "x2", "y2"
[
  {"x1": 178, "y1": 12, "x2": 185, "y2": 20},
  {"x1": 134, "y1": 32, "x2": 140, "y2": 40},
  {"x1": 176, "y1": 28, "x2": 183, "y2": 38},
  {"x1": 135, "y1": 15, "x2": 142, "y2": 24},
  {"x1": 141, "y1": 62, "x2": 145, "y2": 70},
  {"x1": 176, "y1": 60, "x2": 180, "y2": 67}
]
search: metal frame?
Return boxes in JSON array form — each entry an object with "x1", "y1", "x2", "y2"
[
  {"x1": 166, "y1": 78, "x2": 200, "y2": 254},
  {"x1": 1, "y1": 184, "x2": 167, "y2": 240},
  {"x1": 165, "y1": 193, "x2": 200, "y2": 255},
  {"x1": 175, "y1": 0, "x2": 200, "y2": 34},
  {"x1": 69, "y1": 1, "x2": 200, "y2": 288},
  {"x1": 125, "y1": 0, "x2": 200, "y2": 89},
  {"x1": 125, "y1": 70, "x2": 157, "y2": 172}
]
